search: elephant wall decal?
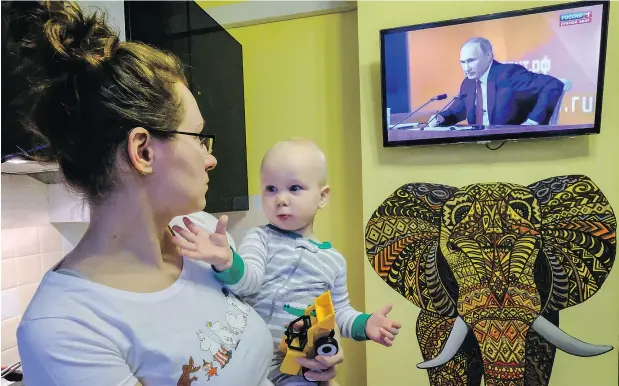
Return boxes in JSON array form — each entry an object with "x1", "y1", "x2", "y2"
[{"x1": 365, "y1": 175, "x2": 616, "y2": 386}]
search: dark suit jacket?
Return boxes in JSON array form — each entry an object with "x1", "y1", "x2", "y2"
[{"x1": 439, "y1": 60, "x2": 564, "y2": 126}]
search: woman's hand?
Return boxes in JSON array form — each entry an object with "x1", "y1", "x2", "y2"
[
  {"x1": 295, "y1": 326, "x2": 344, "y2": 385},
  {"x1": 295, "y1": 348, "x2": 344, "y2": 384}
]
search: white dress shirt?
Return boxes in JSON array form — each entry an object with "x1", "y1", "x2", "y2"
[{"x1": 478, "y1": 63, "x2": 492, "y2": 126}]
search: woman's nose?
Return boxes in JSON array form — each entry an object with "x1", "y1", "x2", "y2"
[{"x1": 204, "y1": 153, "x2": 217, "y2": 171}]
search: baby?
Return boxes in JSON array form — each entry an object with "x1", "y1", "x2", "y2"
[{"x1": 172, "y1": 138, "x2": 401, "y2": 385}]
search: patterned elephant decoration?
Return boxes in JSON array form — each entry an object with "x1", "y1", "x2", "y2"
[{"x1": 365, "y1": 175, "x2": 615, "y2": 386}]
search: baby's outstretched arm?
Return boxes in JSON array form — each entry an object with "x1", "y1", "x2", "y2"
[
  {"x1": 331, "y1": 260, "x2": 402, "y2": 347},
  {"x1": 364, "y1": 304, "x2": 402, "y2": 347},
  {"x1": 172, "y1": 219, "x2": 268, "y2": 297},
  {"x1": 171, "y1": 215, "x2": 233, "y2": 271}
]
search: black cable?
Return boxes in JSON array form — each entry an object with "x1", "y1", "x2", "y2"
[{"x1": 485, "y1": 141, "x2": 506, "y2": 151}]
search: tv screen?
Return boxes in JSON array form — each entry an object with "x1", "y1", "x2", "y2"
[{"x1": 380, "y1": 1, "x2": 610, "y2": 147}]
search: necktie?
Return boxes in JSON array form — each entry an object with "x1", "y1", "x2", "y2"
[{"x1": 475, "y1": 79, "x2": 484, "y2": 125}]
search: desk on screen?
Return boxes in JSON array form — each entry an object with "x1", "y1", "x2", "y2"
[{"x1": 387, "y1": 124, "x2": 592, "y2": 142}]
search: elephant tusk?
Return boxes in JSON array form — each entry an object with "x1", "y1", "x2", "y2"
[
  {"x1": 531, "y1": 316, "x2": 613, "y2": 357},
  {"x1": 417, "y1": 316, "x2": 468, "y2": 369}
]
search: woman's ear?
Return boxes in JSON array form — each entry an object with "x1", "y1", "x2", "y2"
[
  {"x1": 318, "y1": 185, "x2": 331, "y2": 209},
  {"x1": 127, "y1": 127, "x2": 155, "y2": 175}
]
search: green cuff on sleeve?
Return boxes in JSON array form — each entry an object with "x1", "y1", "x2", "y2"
[
  {"x1": 213, "y1": 249, "x2": 245, "y2": 285},
  {"x1": 351, "y1": 313, "x2": 372, "y2": 341}
]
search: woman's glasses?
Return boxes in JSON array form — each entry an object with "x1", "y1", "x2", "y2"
[{"x1": 148, "y1": 128, "x2": 215, "y2": 154}]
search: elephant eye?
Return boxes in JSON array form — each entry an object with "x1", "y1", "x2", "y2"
[
  {"x1": 448, "y1": 241, "x2": 461, "y2": 252},
  {"x1": 509, "y1": 201, "x2": 531, "y2": 220},
  {"x1": 500, "y1": 238, "x2": 515, "y2": 251},
  {"x1": 453, "y1": 204, "x2": 472, "y2": 224}
]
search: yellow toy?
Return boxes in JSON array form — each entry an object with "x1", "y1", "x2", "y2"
[{"x1": 279, "y1": 290, "x2": 339, "y2": 379}]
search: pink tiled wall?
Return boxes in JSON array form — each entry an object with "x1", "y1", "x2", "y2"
[
  {"x1": 1, "y1": 226, "x2": 64, "y2": 365},
  {"x1": 1, "y1": 175, "x2": 86, "y2": 366}
]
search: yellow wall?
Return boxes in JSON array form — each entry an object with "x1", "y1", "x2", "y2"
[
  {"x1": 198, "y1": 0, "x2": 245, "y2": 8},
  {"x1": 358, "y1": 1, "x2": 619, "y2": 386},
  {"x1": 216, "y1": 11, "x2": 367, "y2": 386}
]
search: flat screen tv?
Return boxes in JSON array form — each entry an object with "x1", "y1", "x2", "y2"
[{"x1": 380, "y1": 1, "x2": 610, "y2": 147}]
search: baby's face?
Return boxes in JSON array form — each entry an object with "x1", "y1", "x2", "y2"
[{"x1": 260, "y1": 146, "x2": 327, "y2": 234}]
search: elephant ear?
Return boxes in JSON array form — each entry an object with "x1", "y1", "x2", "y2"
[
  {"x1": 528, "y1": 175, "x2": 616, "y2": 312},
  {"x1": 365, "y1": 183, "x2": 459, "y2": 317}
]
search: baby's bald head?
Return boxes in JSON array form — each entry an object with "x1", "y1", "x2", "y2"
[
  {"x1": 260, "y1": 138, "x2": 331, "y2": 234},
  {"x1": 261, "y1": 138, "x2": 328, "y2": 186}
]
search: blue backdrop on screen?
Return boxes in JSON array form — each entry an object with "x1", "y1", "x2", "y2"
[{"x1": 383, "y1": 33, "x2": 409, "y2": 114}]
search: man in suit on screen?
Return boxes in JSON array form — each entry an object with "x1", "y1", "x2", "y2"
[{"x1": 428, "y1": 37, "x2": 564, "y2": 127}]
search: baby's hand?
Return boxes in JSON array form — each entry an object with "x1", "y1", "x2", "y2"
[
  {"x1": 365, "y1": 303, "x2": 402, "y2": 347},
  {"x1": 171, "y1": 215, "x2": 233, "y2": 271}
]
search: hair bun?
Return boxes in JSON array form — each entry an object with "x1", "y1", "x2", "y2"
[{"x1": 7, "y1": 0, "x2": 119, "y2": 77}]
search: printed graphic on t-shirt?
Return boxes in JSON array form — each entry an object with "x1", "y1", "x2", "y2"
[
  {"x1": 201, "y1": 359, "x2": 219, "y2": 380},
  {"x1": 176, "y1": 287, "x2": 251, "y2": 384},
  {"x1": 177, "y1": 356, "x2": 201, "y2": 386}
]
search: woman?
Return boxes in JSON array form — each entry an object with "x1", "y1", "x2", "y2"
[{"x1": 9, "y1": 1, "x2": 342, "y2": 385}]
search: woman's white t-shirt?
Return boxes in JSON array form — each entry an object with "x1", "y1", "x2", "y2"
[{"x1": 17, "y1": 212, "x2": 274, "y2": 386}]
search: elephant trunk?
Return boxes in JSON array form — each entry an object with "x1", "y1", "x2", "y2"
[
  {"x1": 474, "y1": 319, "x2": 530, "y2": 386},
  {"x1": 419, "y1": 316, "x2": 532, "y2": 385}
]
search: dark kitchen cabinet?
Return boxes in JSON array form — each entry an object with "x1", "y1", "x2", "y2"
[{"x1": 125, "y1": 1, "x2": 249, "y2": 213}]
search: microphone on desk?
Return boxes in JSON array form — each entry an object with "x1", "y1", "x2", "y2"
[
  {"x1": 389, "y1": 93, "x2": 448, "y2": 130},
  {"x1": 425, "y1": 93, "x2": 467, "y2": 128}
]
